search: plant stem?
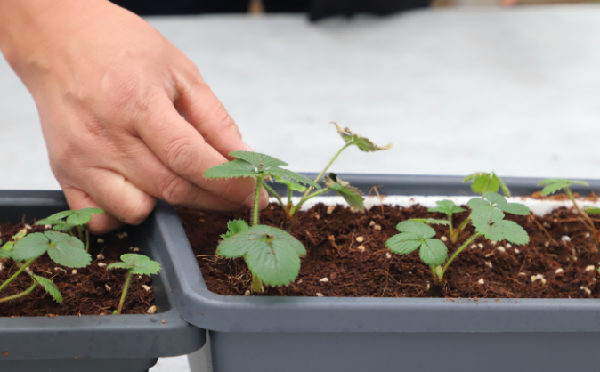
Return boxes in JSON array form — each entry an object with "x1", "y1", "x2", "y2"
[
  {"x1": 252, "y1": 175, "x2": 265, "y2": 227},
  {"x1": 117, "y1": 271, "x2": 133, "y2": 315},
  {"x1": 263, "y1": 181, "x2": 283, "y2": 208},
  {"x1": 442, "y1": 233, "x2": 481, "y2": 277},
  {"x1": 290, "y1": 188, "x2": 331, "y2": 218},
  {"x1": 303, "y1": 143, "x2": 352, "y2": 198},
  {"x1": 85, "y1": 230, "x2": 90, "y2": 253},
  {"x1": 565, "y1": 187, "x2": 598, "y2": 253},
  {"x1": 447, "y1": 215, "x2": 454, "y2": 237},
  {"x1": 250, "y1": 273, "x2": 264, "y2": 294},
  {"x1": 77, "y1": 225, "x2": 83, "y2": 241},
  {"x1": 0, "y1": 281, "x2": 37, "y2": 304},
  {"x1": 0, "y1": 257, "x2": 35, "y2": 294}
]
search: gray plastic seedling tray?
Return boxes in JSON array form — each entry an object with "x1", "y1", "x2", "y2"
[
  {"x1": 153, "y1": 175, "x2": 600, "y2": 372},
  {"x1": 0, "y1": 191, "x2": 204, "y2": 372}
]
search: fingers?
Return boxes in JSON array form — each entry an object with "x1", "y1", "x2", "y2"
[
  {"x1": 115, "y1": 140, "x2": 252, "y2": 211},
  {"x1": 134, "y1": 95, "x2": 260, "y2": 208},
  {"x1": 62, "y1": 169, "x2": 156, "y2": 234},
  {"x1": 172, "y1": 73, "x2": 251, "y2": 157}
]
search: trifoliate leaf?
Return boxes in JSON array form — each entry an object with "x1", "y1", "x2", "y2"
[
  {"x1": 467, "y1": 198, "x2": 491, "y2": 208},
  {"x1": 385, "y1": 233, "x2": 422, "y2": 255},
  {"x1": 268, "y1": 167, "x2": 321, "y2": 189},
  {"x1": 396, "y1": 220, "x2": 436, "y2": 239},
  {"x1": 45, "y1": 230, "x2": 91, "y2": 268},
  {"x1": 221, "y1": 219, "x2": 250, "y2": 239},
  {"x1": 483, "y1": 192, "x2": 505, "y2": 206},
  {"x1": 428, "y1": 200, "x2": 466, "y2": 215},
  {"x1": 333, "y1": 123, "x2": 392, "y2": 151},
  {"x1": 419, "y1": 239, "x2": 448, "y2": 266},
  {"x1": 471, "y1": 173, "x2": 500, "y2": 195},
  {"x1": 229, "y1": 151, "x2": 287, "y2": 170},
  {"x1": 273, "y1": 176, "x2": 306, "y2": 192},
  {"x1": 12, "y1": 232, "x2": 49, "y2": 261},
  {"x1": 108, "y1": 254, "x2": 161, "y2": 275},
  {"x1": 325, "y1": 174, "x2": 364, "y2": 212},
  {"x1": 470, "y1": 206, "x2": 505, "y2": 235},
  {"x1": 204, "y1": 159, "x2": 258, "y2": 179},
  {"x1": 34, "y1": 275, "x2": 63, "y2": 303},
  {"x1": 67, "y1": 212, "x2": 92, "y2": 226},
  {"x1": 216, "y1": 225, "x2": 306, "y2": 286}
]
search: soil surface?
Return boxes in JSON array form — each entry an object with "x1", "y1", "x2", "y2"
[
  {"x1": 0, "y1": 223, "x2": 155, "y2": 317},
  {"x1": 178, "y1": 201, "x2": 600, "y2": 298}
]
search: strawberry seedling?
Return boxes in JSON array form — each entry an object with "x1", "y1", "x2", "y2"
[
  {"x1": 108, "y1": 254, "x2": 160, "y2": 314},
  {"x1": 539, "y1": 179, "x2": 598, "y2": 253},
  {"x1": 205, "y1": 151, "x2": 308, "y2": 294}
]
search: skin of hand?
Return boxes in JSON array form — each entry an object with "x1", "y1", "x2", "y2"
[{"x1": 0, "y1": 0, "x2": 267, "y2": 233}]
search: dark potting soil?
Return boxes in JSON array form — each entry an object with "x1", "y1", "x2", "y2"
[
  {"x1": 178, "y1": 200, "x2": 600, "y2": 298},
  {"x1": 0, "y1": 223, "x2": 155, "y2": 317}
]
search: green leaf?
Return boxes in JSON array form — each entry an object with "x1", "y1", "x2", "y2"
[
  {"x1": 467, "y1": 198, "x2": 491, "y2": 208},
  {"x1": 34, "y1": 275, "x2": 63, "y2": 303},
  {"x1": 216, "y1": 225, "x2": 306, "y2": 286},
  {"x1": 2, "y1": 241, "x2": 13, "y2": 251},
  {"x1": 0, "y1": 247, "x2": 11, "y2": 259},
  {"x1": 12, "y1": 232, "x2": 49, "y2": 261},
  {"x1": 204, "y1": 159, "x2": 258, "y2": 179},
  {"x1": 12, "y1": 230, "x2": 27, "y2": 240},
  {"x1": 472, "y1": 173, "x2": 500, "y2": 194},
  {"x1": 488, "y1": 220, "x2": 529, "y2": 245},
  {"x1": 67, "y1": 212, "x2": 92, "y2": 226},
  {"x1": 428, "y1": 200, "x2": 466, "y2": 215},
  {"x1": 109, "y1": 254, "x2": 161, "y2": 275},
  {"x1": 585, "y1": 207, "x2": 600, "y2": 215},
  {"x1": 385, "y1": 233, "x2": 422, "y2": 255},
  {"x1": 411, "y1": 218, "x2": 451, "y2": 226},
  {"x1": 470, "y1": 206, "x2": 505, "y2": 235},
  {"x1": 483, "y1": 192, "x2": 530, "y2": 215},
  {"x1": 51, "y1": 220, "x2": 75, "y2": 231},
  {"x1": 538, "y1": 179, "x2": 588, "y2": 196},
  {"x1": 268, "y1": 167, "x2": 321, "y2": 190},
  {"x1": 325, "y1": 174, "x2": 364, "y2": 212},
  {"x1": 273, "y1": 176, "x2": 306, "y2": 192},
  {"x1": 499, "y1": 180, "x2": 511, "y2": 198},
  {"x1": 229, "y1": 151, "x2": 287, "y2": 170},
  {"x1": 45, "y1": 231, "x2": 91, "y2": 268},
  {"x1": 333, "y1": 123, "x2": 392, "y2": 151},
  {"x1": 500, "y1": 203, "x2": 531, "y2": 215},
  {"x1": 396, "y1": 220, "x2": 436, "y2": 239},
  {"x1": 419, "y1": 239, "x2": 448, "y2": 266},
  {"x1": 35, "y1": 210, "x2": 74, "y2": 224},
  {"x1": 221, "y1": 219, "x2": 250, "y2": 239}
]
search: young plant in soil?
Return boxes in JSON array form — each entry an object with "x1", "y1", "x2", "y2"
[
  {"x1": 205, "y1": 151, "x2": 308, "y2": 294},
  {"x1": 0, "y1": 226, "x2": 92, "y2": 304},
  {"x1": 441, "y1": 172, "x2": 521, "y2": 242},
  {"x1": 108, "y1": 254, "x2": 161, "y2": 314},
  {"x1": 263, "y1": 123, "x2": 392, "y2": 220},
  {"x1": 36, "y1": 207, "x2": 104, "y2": 252},
  {"x1": 386, "y1": 202, "x2": 530, "y2": 295},
  {"x1": 539, "y1": 179, "x2": 599, "y2": 253}
]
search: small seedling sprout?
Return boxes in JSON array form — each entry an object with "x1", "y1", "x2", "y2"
[
  {"x1": 266, "y1": 123, "x2": 392, "y2": 220},
  {"x1": 427, "y1": 200, "x2": 466, "y2": 243},
  {"x1": 108, "y1": 254, "x2": 160, "y2": 314},
  {"x1": 0, "y1": 221, "x2": 92, "y2": 304},
  {"x1": 539, "y1": 179, "x2": 598, "y2": 253},
  {"x1": 387, "y1": 201, "x2": 529, "y2": 292},
  {"x1": 205, "y1": 151, "x2": 308, "y2": 294},
  {"x1": 36, "y1": 207, "x2": 104, "y2": 252}
]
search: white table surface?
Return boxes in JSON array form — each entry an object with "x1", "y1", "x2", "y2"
[{"x1": 1, "y1": 6, "x2": 600, "y2": 371}]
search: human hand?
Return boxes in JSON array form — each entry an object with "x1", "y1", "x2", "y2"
[{"x1": 0, "y1": 0, "x2": 266, "y2": 233}]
